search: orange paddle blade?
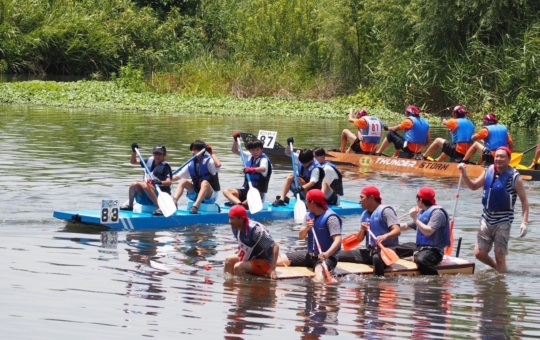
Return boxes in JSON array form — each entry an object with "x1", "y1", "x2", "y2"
[
  {"x1": 342, "y1": 233, "x2": 359, "y2": 250},
  {"x1": 380, "y1": 245, "x2": 399, "y2": 266},
  {"x1": 322, "y1": 262, "x2": 337, "y2": 283},
  {"x1": 444, "y1": 220, "x2": 455, "y2": 256}
]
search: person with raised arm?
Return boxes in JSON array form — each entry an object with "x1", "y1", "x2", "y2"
[
  {"x1": 458, "y1": 147, "x2": 529, "y2": 272},
  {"x1": 172, "y1": 140, "x2": 221, "y2": 214},
  {"x1": 223, "y1": 132, "x2": 272, "y2": 208},
  {"x1": 120, "y1": 144, "x2": 173, "y2": 216},
  {"x1": 339, "y1": 108, "x2": 383, "y2": 154}
]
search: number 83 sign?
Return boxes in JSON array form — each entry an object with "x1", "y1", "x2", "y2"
[{"x1": 101, "y1": 200, "x2": 120, "y2": 223}]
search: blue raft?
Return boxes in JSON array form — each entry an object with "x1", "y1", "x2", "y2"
[{"x1": 53, "y1": 198, "x2": 363, "y2": 231}]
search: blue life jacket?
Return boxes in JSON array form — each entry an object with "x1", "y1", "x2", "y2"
[
  {"x1": 321, "y1": 161, "x2": 343, "y2": 196},
  {"x1": 485, "y1": 125, "x2": 508, "y2": 151},
  {"x1": 307, "y1": 209, "x2": 342, "y2": 255},
  {"x1": 233, "y1": 220, "x2": 274, "y2": 261},
  {"x1": 359, "y1": 116, "x2": 383, "y2": 144},
  {"x1": 142, "y1": 158, "x2": 172, "y2": 194},
  {"x1": 416, "y1": 205, "x2": 450, "y2": 248},
  {"x1": 362, "y1": 205, "x2": 399, "y2": 248},
  {"x1": 451, "y1": 118, "x2": 474, "y2": 144},
  {"x1": 403, "y1": 116, "x2": 429, "y2": 144},
  {"x1": 243, "y1": 153, "x2": 272, "y2": 193},
  {"x1": 299, "y1": 159, "x2": 325, "y2": 190},
  {"x1": 188, "y1": 154, "x2": 220, "y2": 192},
  {"x1": 482, "y1": 165, "x2": 514, "y2": 211}
]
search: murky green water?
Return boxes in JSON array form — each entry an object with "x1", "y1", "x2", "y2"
[{"x1": 2, "y1": 104, "x2": 540, "y2": 339}]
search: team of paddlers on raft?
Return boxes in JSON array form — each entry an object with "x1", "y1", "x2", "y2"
[{"x1": 116, "y1": 105, "x2": 531, "y2": 281}]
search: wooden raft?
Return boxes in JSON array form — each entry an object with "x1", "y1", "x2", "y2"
[{"x1": 275, "y1": 256, "x2": 475, "y2": 279}]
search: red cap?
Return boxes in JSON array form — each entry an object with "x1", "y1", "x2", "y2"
[
  {"x1": 496, "y1": 146, "x2": 511, "y2": 157},
  {"x1": 306, "y1": 189, "x2": 328, "y2": 210},
  {"x1": 229, "y1": 205, "x2": 248, "y2": 220},
  {"x1": 405, "y1": 105, "x2": 420, "y2": 116},
  {"x1": 483, "y1": 113, "x2": 498, "y2": 124},
  {"x1": 356, "y1": 109, "x2": 368, "y2": 118},
  {"x1": 361, "y1": 186, "x2": 382, "y2": 203},
  {"x1": 453, "y1": 105, "x2": 468, "y2": 117},
  {"x1": 417, "y1": 187, "x2": 436, "y2": 205}
]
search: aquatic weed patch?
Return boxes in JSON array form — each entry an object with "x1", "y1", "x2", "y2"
[{"x1": 0, "y1": 80, "x2": 412, "y2": 121}]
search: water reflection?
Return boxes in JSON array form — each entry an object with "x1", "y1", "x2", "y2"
[
  {"x1": 410, "y1": 281, "x2": 451, "y2": 338},
  {"x1": 351, "y1": 282, "x2": 398, "y2": 338},
  {"x1": 296, "y1": 284, "x2": 340, "y2": 338},
  {"x1": 223, "y1": 280, "x2": 278, "y2": 336}
]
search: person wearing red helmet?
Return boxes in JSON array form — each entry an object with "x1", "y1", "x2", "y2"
[
  {"x1": 338, "y1": 186, "x2": 401, "y2": 276},
  {"x1": 397, "y1": 187, "x2": 451, "y2": 275},
  {"x1": 277, "y1": 189, "x2": 342, "y2": 283},
  {"x1": 458, "y1": 147, "x2": 529, "y2": 273},
  {"x1": 375, "y1": 105, "x2": 430, "y2": 158},
  {"x1": 339, "y1": 107, "x2": 384, "y2": 154},
  {"x1": 421, "y1": 105, "x2": 475, "y2": 162},
  {"x1": 461, "y1": 113, "x2": 513, "y2": 165},
  {"x1": 224, "y1": 205, "x2": 279, "y2": 279}
]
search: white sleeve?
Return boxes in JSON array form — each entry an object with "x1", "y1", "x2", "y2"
[
  {"x1": 176, "y1": 166, "x2": 191, "y2": 180},
  {"x1": 207, "y1": 158, "x2": 219, "y2": 174},
  {"x1": 259, "y1": 157, "x2": 269, "y2": 177},
  {"x1": 323, "y1": 165, "x2": 338, "y2": 184},
  {"x1": 309, "y1": 167, "x2": 321, "y2": 183}
]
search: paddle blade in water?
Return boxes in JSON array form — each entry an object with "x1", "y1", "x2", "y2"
[
  {"x1": 322, "y1": 262, "x2": 337, "y2": 283},
  {"x1": 246, "y1": 184, "x2": 263, "y2": 214},
  {"x1": 380, "y1": 246, "x2": 399, "y2": 266},
  {"x1": 294, "y1": 195, "x2": 306, "y2": 223},
  {"x1": 342, "y1": 233, "x2": 359, "y2": 251},
  {"x1": 157, "y1": 191, "x2": 177, "y2": 218}
]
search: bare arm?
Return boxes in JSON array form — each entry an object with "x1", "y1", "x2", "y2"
[
  {"x1": 231, "y1": 139, "x2": 240, "y2": 156},
  {"x1": 348, "y1": 108, "x2": 356, "y2": 123},
  {"x1": 211, "y1": 153, "x2": 221, "y2": 169},
  {"x1": 130, "y1": 152, "x2": 139, "y2": 165},
  {"x1": 299, "y1": 219, "x2": 313, "y2": 240},
  {"x1": 268, "y1": 243, "x2": 279, "y2": 280},
  {"x1": 322, "y1": 235, "x2": 342, "y2": 259},
  {"x1": 460, "y1": 166, "x2": 485, "y2": 190},
  {"x1": 376, "y1": 224, "x2": 401, "y2": 243}
]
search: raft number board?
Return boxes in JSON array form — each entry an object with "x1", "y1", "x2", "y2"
[
  {"x1": 101, "y1": 200, "x2": 120, "y2": 223},
  {"x1": 257, "y1": 130, "x2": 278, "y2": 149}
]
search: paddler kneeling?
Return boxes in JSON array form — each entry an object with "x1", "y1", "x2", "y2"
[
  {"x1": 224, "y1": 205, "x2": 279, "y2": 279},
  {"x1": 277, "y1": 189, "x2": 343, "y2": 283}
]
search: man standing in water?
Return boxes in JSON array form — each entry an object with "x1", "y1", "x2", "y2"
[
  {"x1": 224, "y1": 205, "x2": 279, "y2": 279},
  {"x1": 458, "y1": 147, "x2": 529, "y2": 272}
]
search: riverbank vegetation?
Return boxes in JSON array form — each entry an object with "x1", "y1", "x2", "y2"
[{"x1": 1, "y1": 0, "x2": 539, "y2": 126}]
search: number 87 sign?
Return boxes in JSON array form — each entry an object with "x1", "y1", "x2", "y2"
[
  {"x1": 101, "y1": 200, "x2": 120, "y2": 223},
  {"x1": 257, "y1": 130, "x2": 278, "y2": 149}
]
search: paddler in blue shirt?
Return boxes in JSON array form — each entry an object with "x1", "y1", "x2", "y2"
[
  {"x1": 224, "y1": 205, "x2": 279, "y2": 279},
  {"x1": 397, "y1": 187, "x2": 450, "y2": 275},
  {"x1": 277, "y1": 189, "x2": 342, "y2": 283},
  {"x1": 172, "y1": 140, "x2": 221, "y2": 214},
  {"x1": 120, "y1": 144, "x2": 173, "y2": 216},
  {"x1": 338, "y1": 186, "x2": 400, "y2": 276},
  {"x1": 223, "y1": 132, "x2": 272, "y2": 208},
  {"x1": 272, "y1": 140, "x2": 325, "y2": 207},
  {"x1": 461, "y1": 113, "x2": 514, "y2": 165},
  {"x1": 375, "y1": 105, "x2": 430, "y2": 159}
]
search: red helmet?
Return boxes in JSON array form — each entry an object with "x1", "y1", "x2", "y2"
[
  {"x1": 356, "y1": 109, "x2": 368, "y2": 118},
  {"x1": 453, "y1": 105, "x2": 468, "y2": 117},
  {"x1": 483, "y1": 113, "x2": 498, "y2": 125},
  {"x1": 405, "y1": 105, "x2": 420, "y2": 116}
]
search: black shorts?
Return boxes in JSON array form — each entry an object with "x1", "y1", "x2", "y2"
[
  {"x1": 481, "y1": 148, "x2": 494, "y2": 164},
  {"x1": 441, "y1": 141, "x2": 465, "y2": 160},
  {"x1": 326, "y1": 192, "x2": 339, "y2": 206},
  {"x1": 286, "y1": 251, "x2": 338, "y2": 271},
  {"x1": 386, "y1": 131, "x2": 416, "y2": 157},
  {"x1": 237, "y1": 188, "x2": 265, "y2": 201}
]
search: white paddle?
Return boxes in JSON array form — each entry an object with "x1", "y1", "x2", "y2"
[
  {"x1": 134, "y1": 148, "x2": 177, "y2": 218},
  {"x1": 236, "y1": 137, "x2": 263, "y2": 214},
  {"x1": 289, "y1": 142, "x2": 307, "y2": 223}
]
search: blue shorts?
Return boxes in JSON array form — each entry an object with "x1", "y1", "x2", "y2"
[
  {"x1": 187, "y1": 190, "x2": 218, "y2": 204},
  {"x1": 135, "y1": 191, "x2": 156, "y2": 206}
]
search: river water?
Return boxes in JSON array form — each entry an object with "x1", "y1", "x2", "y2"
[{"x1": 2, "y1": 104, "x2": 540, "y2": 339}]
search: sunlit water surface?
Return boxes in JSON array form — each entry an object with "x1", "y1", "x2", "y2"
[{"x1": 2, "y1": 105, "x2": 540, "y2": 339}]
